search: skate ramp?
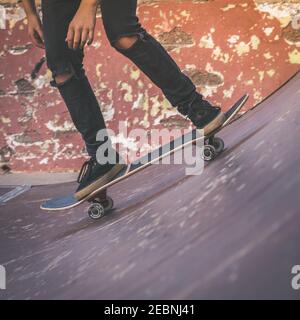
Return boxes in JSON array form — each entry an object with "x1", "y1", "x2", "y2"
[
  {"x1": 0, "y1": 72, "x2": 300, "y2": 299},
  {"x1": 1, "y1": 0, "x2": 300, "y2": 173}
]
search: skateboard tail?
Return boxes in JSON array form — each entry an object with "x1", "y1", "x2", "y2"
[{"x1": 223, "y1": 94, "x2": 249, "y2": 126}]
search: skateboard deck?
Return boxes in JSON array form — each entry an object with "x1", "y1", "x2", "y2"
[{"x1": 41, "y1": 94, "x2": 249, "y2": 216}]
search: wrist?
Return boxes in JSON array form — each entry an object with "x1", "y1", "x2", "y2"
[
  {"x1": 21, "y1": 0, "x2": 38, "y2": 17},
  {"x1": 27, "y1": 12, "x2": 39, "y2": 22},
  {"x1": 80, "y1": 0, "x2": 98, "y2": 8}
]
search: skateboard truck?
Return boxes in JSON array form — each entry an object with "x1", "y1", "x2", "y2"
[{"x1": 87, "y1": 190, "x2": 114, "y2": 220}]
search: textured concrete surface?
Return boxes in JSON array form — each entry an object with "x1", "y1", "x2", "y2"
[
  {"x1": 0, "y1": 172, "x2": 77, "y2": 186},
  {"x1": 0, "y1": 0, "x2": 300, "y2": 173},
  {"x1": 0, "y1": 71, "x2": 299, "y2": 300}
]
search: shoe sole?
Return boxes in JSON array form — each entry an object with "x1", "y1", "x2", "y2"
[
  {"x1": 75, "y1": 164, "x2": 126, "y2": 200},
  {"x1": 203, "y1": 112, "x2": 226, "y2": 136}
]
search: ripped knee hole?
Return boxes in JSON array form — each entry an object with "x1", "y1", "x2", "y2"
[
  {"x1": 114, "y1": 36, "x2": 139, "y2": 50},
  {"x1": 55, "y1": 72, "x2": 74, "y2": 85}
]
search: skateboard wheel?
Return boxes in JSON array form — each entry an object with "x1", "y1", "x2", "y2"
[
  {"x1": 88, "y1": 203, "x2": 105, "y2": 220},
  {"x1": 212, "y1": 137, "x2": 225, "y2": 154},
  {"x1": 202, "y1": 145, "x2": 216, "y2": 161}
]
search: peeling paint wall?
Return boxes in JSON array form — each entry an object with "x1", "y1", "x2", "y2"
[{"x1": 0, "y1": 0, "x2": 299, "y2": 173}]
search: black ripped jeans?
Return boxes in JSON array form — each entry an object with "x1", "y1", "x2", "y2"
[{"x1": 41, "y1": 0, "x2": 198, "y2": 157}]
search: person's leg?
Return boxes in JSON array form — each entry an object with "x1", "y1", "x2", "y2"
[
  {"x1": 41, "y1": 0, "x2": 125, "y2": 199},
  {"x1": 41, "y1": 0, "x2": 106, "y2": 158},
  {"x1": 100, "y1": 0, "x2": 196, "y2": 108},
  {"x1": 100, "y1": 0, "x2": 225, "y2": 132}
]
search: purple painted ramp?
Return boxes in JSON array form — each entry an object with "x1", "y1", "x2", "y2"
[{"x1": 0, "y1": 72, "x2": 300, "y2": 299}]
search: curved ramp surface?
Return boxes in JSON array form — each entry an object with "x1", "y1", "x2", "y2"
[{"x1": 1, "y1": 72, "x2": 300, "y2": 299}]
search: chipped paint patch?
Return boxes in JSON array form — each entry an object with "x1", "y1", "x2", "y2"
[
  {"x1": 120, "y1": 82, "x2": 134, "y2": 102},
  {"x1": 263, "y1": 27, "x2": 275, "y2": 36},
  {"x1": 234, "y1": 41, "x2": 250, "y2": 56},
  {"x1": 0, "y1": 5, "x2": 6, "y2": 29},
  {"x1": 234, "y1": 35, "x2": 260, "y2": 56},
  {"x1": 223, "y1": 85, "x2": 235, "y2": 99},
  {"x1": 227, "y1": 35, "x2": 240, "y2": 45},
  {"x1": 3, "y1": 5, "x2": 26, "y2": 29},
  {"x1": 258, "y1": 71, "x2": 265, "y2": 82},
  {"x1": 221, "y1": 4, "x2": 236, "y2": 12},
  {"x1": 45, "y1": 119, "x2": 76, "y2": 133},
  {"x1": 1, "y1": 116, "x2": 11, "y2": 124},
  {"x1": 256, "y1": 2, "x2": 300, "y2": 28},
  {"x1": 212, "y1": 46, "x2": 230, "y2": 64},
  {"x1": 267, "y1": 69, "x2": 276, "y2": 77},
  {"x1": 283, "y1": 23, "x2": 300, "y2": 46},
  {"x1": 264, "y1": 52, "x2": 273, "y2": 60},
  {"x1": 130, "y1": 67, "x2": 140, "y2": 81},
  {"x1": 157, "y1": 27, "x2": 195, "y2": 51},
  {"x1": 199, "y1": 34, "x2": 215, "y2": 49},
  {"x1": 288, "y1": 49, "x2": 300, "y2": 64}
]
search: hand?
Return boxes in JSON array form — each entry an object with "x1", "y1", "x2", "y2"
[
  {"x1": 66, "y1": 2, "x2": 98, "y2": 50},
  {"x1": 27, "y1": 14, "x2": 44, "y2": 49}
]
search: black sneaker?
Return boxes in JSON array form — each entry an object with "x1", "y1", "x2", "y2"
[
  {"x1": 178, "y1": 96, "x2": 226, "y2": 135},
  {"x1": 75, "y1": 157, "x2": 126, "y2": 200}
]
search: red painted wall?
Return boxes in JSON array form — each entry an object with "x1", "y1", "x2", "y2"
[{"x1": 0, "y1": 0, "x2": 299, "y2": 172}]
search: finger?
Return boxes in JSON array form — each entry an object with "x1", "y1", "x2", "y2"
[
  {"x1": 66, "y1": 27, "x2": 74, "y2": 49},
  {"x1": 37, "y1": 26, "x2": 44, "y2": 43},
  {"x1": 87, "y1": 29, "x2": 94, "y2": 46},
  {"x1": 35, "y1": 29, "x2": 45, "y2": 49},
  {"x1": 35, "y1": 37, "x2": 44, "y2": 48},
  {"x1": 30, "y1": 30, "x2": 42, "y2": 48},
  {"x1": 30, "y1": 32, "x2": 39, "y2": 48},
  {"x1": 73, "y1": 28, "x2": 82, "y2": 50},
  {"x1": 80, "y1": 29, "x2": 88, "y2": 49}
]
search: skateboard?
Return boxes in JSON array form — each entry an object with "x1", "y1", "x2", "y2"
[{"x1": 41, "y1": 94, "x2": 249, "y2": 219}]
